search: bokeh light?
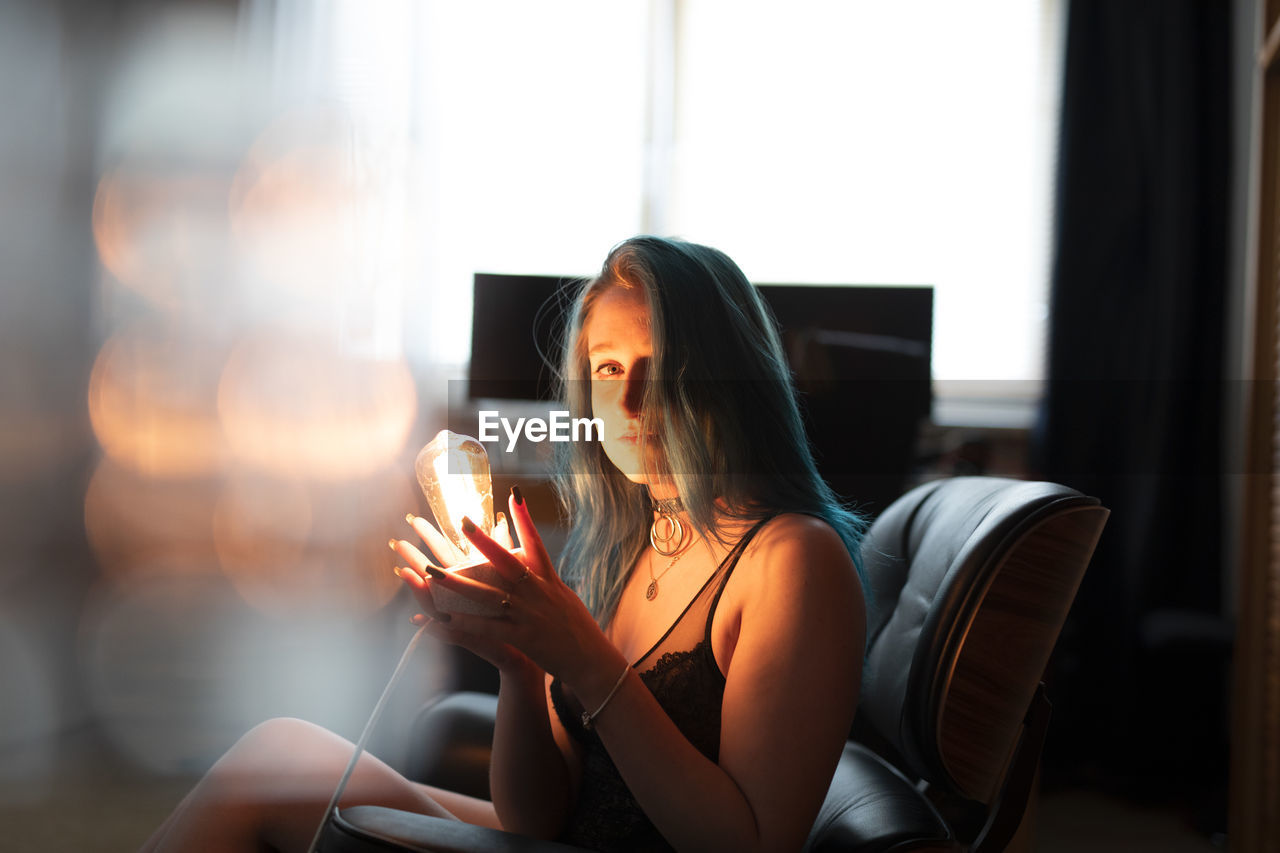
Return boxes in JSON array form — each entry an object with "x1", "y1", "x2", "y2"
[
  {"x1": 211, "y1": 473, "x2": 310, "y2": 615},
  {"x1": 87, "y1": 326, "x2": 226, "y2": 479},
  {"x1": 229, "y1": 108, "x2": 382, "y2": 302},
  {"x1": 217, "y1": 334, "x2": 416, "y2": 481},
  {"x1": 211, "y1": 469, "x2": 410, "y2": 618},
  {"x1": 91, "y1": 169, "x2": 231, "y2": 312},
  {"x1": 83, "y1": 458, "x2": 219, "y2": 579}
]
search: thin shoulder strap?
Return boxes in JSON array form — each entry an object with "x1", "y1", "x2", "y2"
[{"x1": 703, "y1": 514, "x2": 777, "y2": 645}]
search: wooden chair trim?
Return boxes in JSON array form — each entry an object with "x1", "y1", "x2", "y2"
[{"x1": 932, "y1": 503, "x2": 1109, "y2": 801}]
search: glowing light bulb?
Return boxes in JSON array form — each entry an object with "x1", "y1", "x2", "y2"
[{"x1": 414, "y1": 430, "x2": 493, "y2": 565}]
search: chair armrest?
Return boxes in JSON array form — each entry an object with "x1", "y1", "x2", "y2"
[
  {"x1": 321, "y1": 806, "x2": 589, "y2": 853},
  {"x1": 806, "y1": 742, "x2": 958, "y2": 853}
]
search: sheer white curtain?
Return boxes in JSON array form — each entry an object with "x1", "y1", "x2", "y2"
[
  {"x1": 253, "y1": 0, "x2": 650, "y2": 371},
  {"x1": 254, "y1": 0, "x2": 1059, "y2": 419},
  {"x1": 405, "y1": 1, "x2": 651, "y2": 366}
]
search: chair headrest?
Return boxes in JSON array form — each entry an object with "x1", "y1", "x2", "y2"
[{"x1": 857, "y1": 476, "x2": 1103, "y2": 796}]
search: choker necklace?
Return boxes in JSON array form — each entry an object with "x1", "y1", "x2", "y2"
[
  {"x1": 647, "y1": 549, "x2": 684, "y2": 601},
  {"x1": 649, "y1": 497, "x2": 687, "y2": 557}
]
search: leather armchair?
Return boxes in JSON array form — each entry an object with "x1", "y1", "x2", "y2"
[{"x1": 320, "y1": 476, "x2": 1108, "y2": 852}]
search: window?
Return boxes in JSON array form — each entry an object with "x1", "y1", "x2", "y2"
[
  {"x1": 260, "y1": 0, "x2": 1062, "y2": 424},
  {"x1": 665, "y1": 0, "x2": 1062, "y2": 425}
]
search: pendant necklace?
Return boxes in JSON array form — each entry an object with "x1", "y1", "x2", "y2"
[
  {"x1": 646, "y1": 549, "x2": 684, "y2": 601},
  {"x1": 647, "y1": 496, "x2": 689, "y2": 601}
]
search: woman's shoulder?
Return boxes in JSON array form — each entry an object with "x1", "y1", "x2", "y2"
[
  {"x1": 743, "y1": 512, "x2": 854, "y2": 566},
  {"x1": 732, "y1": 512, "x2": 864, "y2": 609},
  {"x1": 718, "y1": 512, "x2": 866, "y2": 662},
  {"x1": 751, "y1": 510, "x2": 839, "y2": 540}
]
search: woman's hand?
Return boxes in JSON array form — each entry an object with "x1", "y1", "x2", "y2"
[
  {"x1": 392, "y1": 509, "x2": 529, "y2": 671},
  {"x1": 392, "y1": 487, "x2": 617, "y2": 688}
]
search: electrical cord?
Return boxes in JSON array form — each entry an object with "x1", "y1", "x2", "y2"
[{"x1": 305, "y1": 620, "x2": 432, "y2": 853}]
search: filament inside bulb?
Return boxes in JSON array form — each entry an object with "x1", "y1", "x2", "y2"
[
  {"x1": 415, "y1": 430, "x2": 493, "y2": 566},
  {"x1": 432, "y1": 451, "x2": 487, "y2": 559}
]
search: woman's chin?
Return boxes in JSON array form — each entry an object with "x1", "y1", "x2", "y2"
[
  {"x1": 607, "y1": 455, "x2": 649, "y2": 483},
  {"x1": 602, "y1": 441, "x2": 669, "y2": 487}
]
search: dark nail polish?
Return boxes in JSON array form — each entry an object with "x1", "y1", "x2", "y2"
[
  {"x1": 461, "y1": 516, "x2": 476, "y2": 534},
  {"x1": 511, "y1": 485, "x2": 524, "y2": 506}
]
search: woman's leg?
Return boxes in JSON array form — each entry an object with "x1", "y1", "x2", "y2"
[
  {"x1": 413, "y1": 783, "x2": 503, "y2": 830},
  {"x1": 141, "y1": 717, "x2": 497, "y2": 853}
]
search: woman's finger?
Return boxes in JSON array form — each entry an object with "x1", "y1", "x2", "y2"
[
  {"x1": 394, "y1": 567, "x2": 449, "y2": 623},
  {"x1": 459, "y1": 518, "x2": 527, "y2": 584},
  {"x1": 406, "y1": 514, "x2": 465, "y2": 566},
  {"x1": 392, "y1": 538, "x2": 507, "y2": 604},
  {"x1": 390, "y1": 538, "x2": 442, "y2": 578},
  {"x1": 507, "y1": 485, "x2": 553, "y2": 578},
  {"x1": 406, "y1": 553, "x2": 510, "y2": 608}
]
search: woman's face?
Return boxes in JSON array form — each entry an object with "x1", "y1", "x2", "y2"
[{"x1": 584, "y1": 284, "x2": 671, "y2": 493}]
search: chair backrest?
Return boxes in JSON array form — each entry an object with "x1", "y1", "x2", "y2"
[{"x1": 857, "y1": 476, "x2": 1108, "y2": 804}]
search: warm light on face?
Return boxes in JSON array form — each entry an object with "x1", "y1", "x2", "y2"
[{"x1": 415, "y1": 431, "x2": 493, "y2": 565}]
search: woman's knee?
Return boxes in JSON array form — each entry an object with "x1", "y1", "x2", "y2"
[
  {"x1": 211, "y1": 717, "x2": 345, "y2": 780},
  {"x1": 236, "y1": 716, "x2": 329, "y2": 751}
]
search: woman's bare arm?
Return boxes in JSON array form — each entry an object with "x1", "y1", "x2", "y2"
[{"x1": 487, "y1": 660, "x2": 575, "y2": 837}]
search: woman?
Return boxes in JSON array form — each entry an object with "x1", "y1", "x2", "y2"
[{"x1": 144, "y1": 236, "x2": 867, "y2": 852}]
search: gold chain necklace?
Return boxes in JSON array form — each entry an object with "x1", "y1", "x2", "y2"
[{"x1": 646, "y1": 549, "x2": 685, "y2": 601}]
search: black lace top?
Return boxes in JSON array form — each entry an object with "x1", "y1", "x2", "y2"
[{"x1": 549, "y1": 517, "x2": 774, "y2": 852}]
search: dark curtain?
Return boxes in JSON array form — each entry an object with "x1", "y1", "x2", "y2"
[{"x1": 1035, "y1": 0, "x2": 1231, "y2": 815}]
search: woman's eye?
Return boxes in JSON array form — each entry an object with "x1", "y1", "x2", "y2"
[{"x1": 594, "y1": 363, "x2": 622, "y2": 377}]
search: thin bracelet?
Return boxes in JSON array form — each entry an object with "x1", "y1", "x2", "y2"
[{"x1": 581, "y1": 664, "x2": 631, "y2": 730}]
